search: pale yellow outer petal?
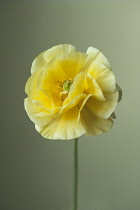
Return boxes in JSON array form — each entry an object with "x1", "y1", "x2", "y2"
[
  {"x1": 35, "y1": 106, "x2": 86, "y2": 140},
  {"x1": 86, "y1": 46, "x2": 111, "y2": 69},
  {"x1": 85, "y1": 73, "x2": 106, "y2": 101},
  {"x1": 24, "y1": 98, "x2": 61, "y2": 126},
  {"x1": 61, "y1": 94, "x2": 86, "y2": 114},
  {"x1": 37, "y1": 59, "x2": 68, "y2": 88},
  {"x1": 31, "y1": 51, "x2": 47, "y2": 74},
  {"x1": 57, "y1": 52, "x2": 87, "y2": 78},
  {"x1": 24, "y1": 98, "x2": 52, "y2": 126},
  {"x1": 88, "y1": 61, "x2": 116, "y2": 93},
  {"x1": 97, "y1": 69, "x2": 116, "y2": 93},
  {"x1": 43, "y1": 44, "x2": 76, "y2": 63},
  {"x1": 80, "y1": 105, "x2": 113, "y2": 136},
  {"x1": 69, "y1": 72, "x2": 85, "y2": 100},
  {"x1": 25, "y1": 68, "x2": 53, "y2": 109},
  {"x1": 31, "y1": 44, "x2": 75, "y2": 74},
  {"x1": 35, "y1": 61, "x2": 68, "y2": 108},
  {"x1": 25, "y1": 68, "x2": 42, "y2": 95},
  {"x1": 86, "y1": 91, "x2": 119, "y2": 119}
]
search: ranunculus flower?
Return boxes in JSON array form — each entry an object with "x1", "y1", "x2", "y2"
[{"x1": 24, "y1": 44, "x2": 121, "y2": 140}]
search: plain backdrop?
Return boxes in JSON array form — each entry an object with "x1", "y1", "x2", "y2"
[{"x1": 1, "y1": 1, "x2": 140, "y2": 210}]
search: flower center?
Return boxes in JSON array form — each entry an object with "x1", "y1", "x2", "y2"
[
  {"x1": 63, "y1": 79, "x2": 73, "y2": 91},
  {"x1": 57, "y1": 79, "x2": 73, "y2": 101}
]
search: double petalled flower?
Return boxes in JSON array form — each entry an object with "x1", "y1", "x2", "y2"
[{"x1": 24, "y1": 44, "x2": 121, "y2": 140}]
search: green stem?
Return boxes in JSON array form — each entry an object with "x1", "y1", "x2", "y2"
[{"x1": 74, "y1": 138, "x2": 78, "y2": 210}]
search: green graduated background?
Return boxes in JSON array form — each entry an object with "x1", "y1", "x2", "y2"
[{"x1": 1, "y1": 1, "x2": 140, "y2": 210}]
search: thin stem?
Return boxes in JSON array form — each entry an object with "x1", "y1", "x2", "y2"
[{"x1": 74, "y1": 138, "x2": 78, "y2": 210}]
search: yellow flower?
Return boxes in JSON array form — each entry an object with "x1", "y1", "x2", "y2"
[{"x1": 24, "y1": 44, "x2": 121, "y2": 140}]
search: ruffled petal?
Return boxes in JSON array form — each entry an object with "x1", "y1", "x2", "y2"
[
  {"x1": 96, "y1": 69, "x2": 116, "y2": 93},
  {"x1": 88, "y1": 61, "x2": 116, "y2": 93},
  {"x1": 86, "y1": 91, "x2": 119, "y2": 119},
  {"x1": 35, "y1": 106, "x2": 86, "y2": 140},
  {"x1": 68, "y1": 72, "x2": 85, "y2": 100},
  {"x1": 60, "y1": 94, "x2": 86, "y2": 114},
  {"x1": 25, "y1": 68, "x2": 42, "y2": 95},
  {"x1": 24, "y1": 98, "x2": 52, "y2": 126},
  {"x1": 57, "y1": 52, "x2": 87, "y2": 79},
  {"x1": 25, "y1": 68, "x2": 52, "y2": 106},
  {"x1": 85, "y1": 73, "x2": 106, "y2": 101},
  {"x1": 37, "y1": 52, "x2": 87, "y2": 92},
  {"x1": 31, "y1": 51, "x2": 48, "y2": 74},
  {"x1": 25, "y1": 69, "x2": 55, "y2": 111},
  {"x1": 86, "y1": 46, "x2": 111, "y2": 69},
  {"x1": 36, "y1": 61, "x2": 68, "y2": 107},
  {"x1": 37, "y1": 60, "x2": 67, "y2": 88},
  {"x1": 43, "y1": 44, "x2": 76, "y2": 63},
  {"x1": 80, "y1": 105, "x2": 113, "y2": 136}
]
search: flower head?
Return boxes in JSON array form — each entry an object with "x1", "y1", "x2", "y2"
[{"x1": 24, "y1": 44, "x2": 122, "y2": 140}]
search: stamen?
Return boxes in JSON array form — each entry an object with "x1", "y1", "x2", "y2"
[
  {"x1": 63, "y1": 79, "x2": 73, "y2": 91},
  {"x1": 57, "y1": 79, "x2": 73, "y2": 101}
]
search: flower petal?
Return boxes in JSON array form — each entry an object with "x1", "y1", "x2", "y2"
[
  {"x1": 31, "y1": 51, "x2": 47, "y2": 74},
  {"x1": 86, "y1": 73, "x2": 106, "y2": 101},
  {"x1": 43, "y1": 44, "x2": 76, "y2": 63},
  {"x1": 36, "y1": 61, "x2": 68, "y2": 107},
  {"x1": 37, "y1": 60, "x2": 67, "y2": 88},
  {"x1": 88, "y1": 61, "x2": 116, "y2": 93},
  {"x1": 35, "y1": 106, "x2": 86, "y2": 140},
  {"x1": 25, "y1": 69, "x2": 42, "y2": 95},
  {"x1": 69, "y1": 72, "x2": 85, "y2": 100},
  {"x1": 24, "y1": 98, "x2": 52, "y2": 126},
  {"x1": 61, "y1": 94, "x2": 86, "y2": 113},
  {"x1": 86, "y1": 91, "x2": 119, "y2": 119},
  {"x1": 25, "y1": 68, "x2": 51, "y2": 105},
  {"x1": 96, "y1": 70, "x2": 116, "y2": 93},
  {"x1": 80, "y1": 105, "x2": 113, "y2": 136},
  {"x1": 57, "y1": 52, "x2": 87, "y2": 79},
  {"x1": 86, "y1": 46, "x2": 111, "y2": 69}
]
